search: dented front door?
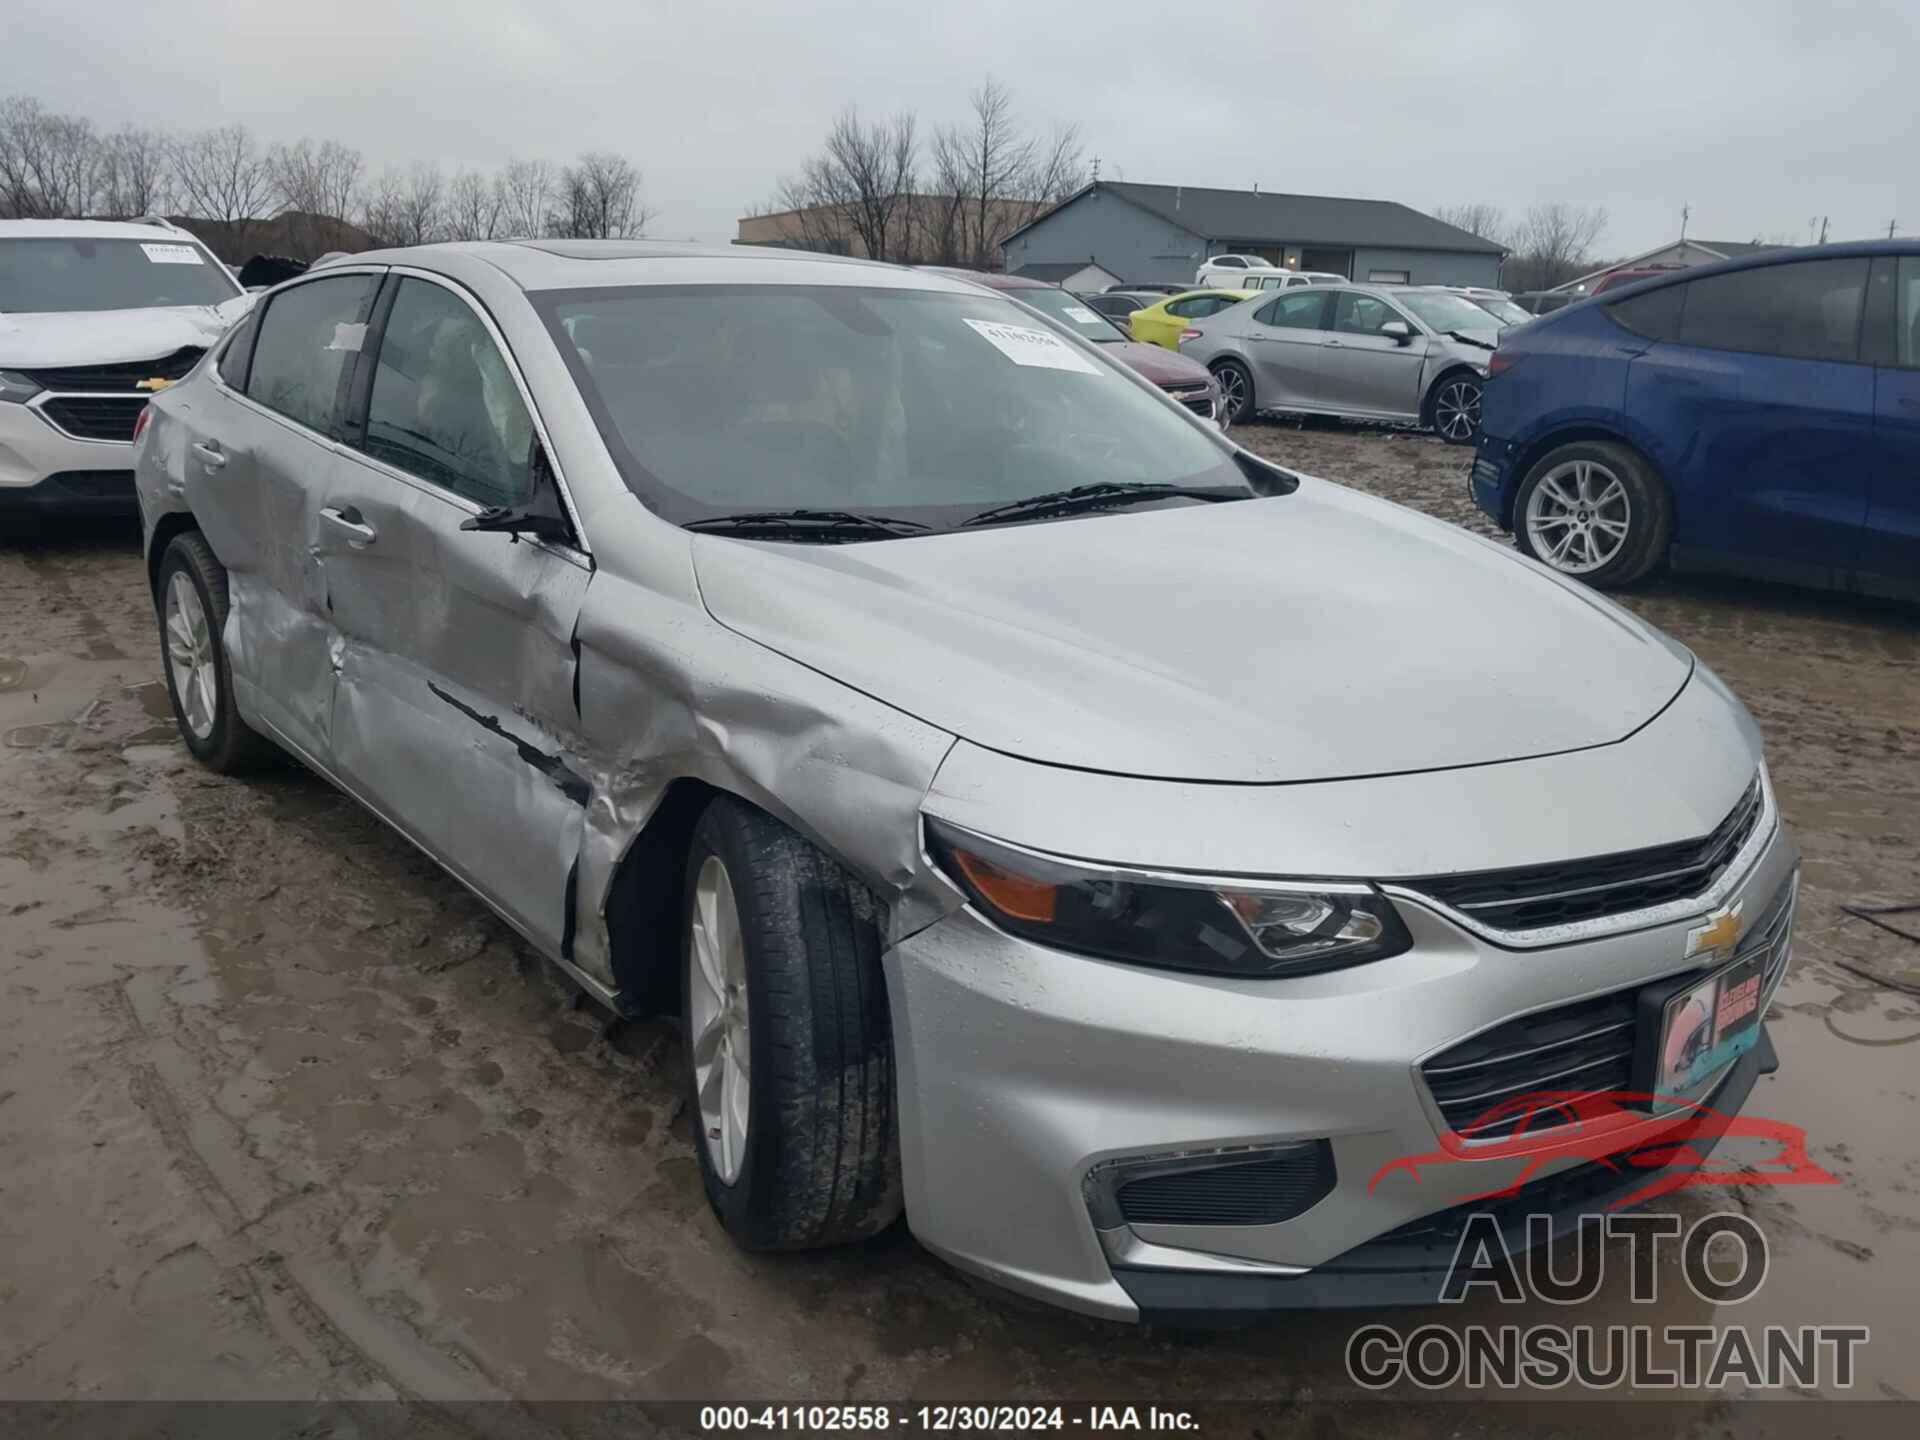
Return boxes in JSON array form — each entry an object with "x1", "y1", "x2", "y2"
[{"x1": 317, "y1": 274, "x2": 591, "y2": 957}]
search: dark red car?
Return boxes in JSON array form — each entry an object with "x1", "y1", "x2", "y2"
[{"x1": 925, "y1": 268, "x2": 1221, "y2": 422}]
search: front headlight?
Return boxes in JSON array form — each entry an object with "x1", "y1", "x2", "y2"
[
  {"x1": 926, "y1": 819, "x2": 1411, "y2": 979},
  {"x1": 0, "y1": 370, "x2": 43, "y2": 404}
]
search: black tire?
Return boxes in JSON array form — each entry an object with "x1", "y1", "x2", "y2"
[
  {"x1": 154, "y1": 532, "x2": 280, "y2": 773},
  {"x1": 682, "y1": 796, "x2": 901, "y2": 1251},
  {"x1": 1512, "y1": 440, "x2": 1673, "y2": 589},
  {"x1": 1427, "y1": 371, "x2": 1483, "y2": 445},
  {"x1": 1210, "y1": 358, "x2": 1255, "y2": 425}
]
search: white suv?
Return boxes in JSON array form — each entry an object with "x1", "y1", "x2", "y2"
[{"x1": 1, "y1": 218, "x2": 250, "y2": 518}]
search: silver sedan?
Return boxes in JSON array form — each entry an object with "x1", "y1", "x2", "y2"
[
  {"x1": 1180, "y1": 283, "x2": 1500, "y2": 443},
  {"x1": 133, "y1": 242, "x2": 1795, "y2": 1324}
]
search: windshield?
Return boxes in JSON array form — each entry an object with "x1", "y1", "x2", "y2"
[
  {"x1": 1398, "y1": 290, "x2": 1503, "y2": 337},
  {"x1": 1472, "y1": 296, "x2": 1532, "y2": 326},
  {"x1": 0, "y1": 237, "x2": 240, "y2": 313},
  {"x1": 536, "y1": 283, "x2": 1243, "y2": 530},
  {"x1": 1008, "y1": 286, "x2": 1127, "y2": 343}
]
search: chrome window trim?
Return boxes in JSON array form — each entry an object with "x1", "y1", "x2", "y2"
[{"x1": 1383, "y1": 766, "x2": 1778, "y2": 950}]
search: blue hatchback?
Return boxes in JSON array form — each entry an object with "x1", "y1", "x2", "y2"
[{"x1": 1473, "y1": 240, "x2": 1919, "y2": 597}]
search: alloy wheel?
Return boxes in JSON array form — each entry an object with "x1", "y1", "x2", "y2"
[
  {"x1": 1432, "y1": 378, "x2": 1481, "y2": 441},
  {"x1": 688, "y1": 854, "x2": 751, "y2": 1184},
  {"x1": 1213, "y1": 365, "x2": 1248, "y2": 419},
  {"x1": 164, "y1": 572, "x2": 218, "y2": 741},
  {"x1": 1525, "y1": 460, "x2": 1633, "y2": 575}
]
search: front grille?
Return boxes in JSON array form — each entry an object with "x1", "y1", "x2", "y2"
[
  {"x1": 38, "y1": 395, "x2": 147, "y2": 442},
  {"x1": 1116, "y1": 1144, "x2": 1335, "y2": 1227},
  {"x1": 1374, "y1": 1143, "x2": 1675, "y2": 1246},
  {"x1": 1402, "y1": 776, "x2": 1764, "y2": 932},
  {"x1": 21, "y1": 346, "x2": 204, "y2": 393},
  {"x1": 1161, "y1": 381, "x2": 1216, "y2": 418},
  {"x1": 1420, "y1": 874, "x2": 1796, "y2": 1141}
]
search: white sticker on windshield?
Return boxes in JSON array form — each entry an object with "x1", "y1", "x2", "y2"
[
  {"x1": 963, "y1": 318, "x2": 1101, "y2": 374},
  {"x1": 1062, "y1": 304, "x2": 1104, "y2": 325},
  {"x1": 140, "y1": 243, "x2": 204, "y2": 265},
  {"x1": 326, "y1": 322, "x2": 367, "y2": 353}
]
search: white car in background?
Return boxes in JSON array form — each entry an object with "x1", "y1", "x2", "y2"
[
  {"x1": 0, "y1": 218, "x2": 250, "y2": 518},
  {"x1": 1196, "y1": 255, "x2": 1347, "y2": 290}
]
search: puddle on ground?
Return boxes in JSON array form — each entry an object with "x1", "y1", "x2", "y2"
[{"x1": 0, "y1": 656, "x2": 27, "y2": 692}]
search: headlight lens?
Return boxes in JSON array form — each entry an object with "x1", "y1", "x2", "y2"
[
  {"x1": 926, "y1": 820, "x2": 1411, "y2": 979},
  {"x1": 0, "y1": 370, "x2": 42, "y2": 404}
]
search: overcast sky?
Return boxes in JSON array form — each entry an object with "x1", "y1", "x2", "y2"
[{"x1": 10, "y1": 0, "x2": 1913, "y2": 257}]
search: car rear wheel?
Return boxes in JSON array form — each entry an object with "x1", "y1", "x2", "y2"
[
  {"x1": 1428, "y1": 373, "x2": 1482, "y2": 445},
  {"x1": 682, "y1": 796, "x2": 901, "y2": 1250},
  {"x1": 1513, "y1": 441, "x2": 1672, "y2": 588},
  {"x1": 1210, "y1": 359, "x2": 1254, "y2": 425},
  {"x1": 156, "y1": 532, "x2": 280, "y2": 773}
]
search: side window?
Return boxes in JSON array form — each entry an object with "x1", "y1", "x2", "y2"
[
  {"x1": 1212, "y1": 256, "x2": 1246, "y2": 269},
  {"x1": 218, "y1": 312, "x2": 258, "y2": 389},
  {"x1": 245, "y1": 275, "x2": 380, "y2": 439},
  {"x1": 1678, "y1": 257, "x2": 1869, "y2": 364},
  {"x1": 1900, "y1": 258, "x2": 1920, "y2": 369},
  {"x1": 1255, "y1": 290, "x2": 1332, "y2": 330},
  {"x1": 362, "y1": 278, "x2": 536, "y2": 508},
  {"x1": 1333, "y1": 292, "x2": 1403, "y2": 336},
  {"x1": 1165, "y1": 297, "x2": 1202, "y2": 318},
  {"x1": 1609, "y1": 283, "x2": 1686, "y2": 342}
]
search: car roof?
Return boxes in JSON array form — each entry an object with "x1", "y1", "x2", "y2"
[
  {"x1": 919, "y1": 265, "x2": 1052, "y2": 291},
  {"x1": 0, "y1": 217, "x2": 198, "y2": 242},
  {"x1": 343, "y1": 239, "x2": 986, "y2": 296},
  {"x1": 1572, "y1": 238, "x2": 1920, "y2": 304},
  {"x1": 1164, "y1": 287, "x2": 1257, "y2": 301}
]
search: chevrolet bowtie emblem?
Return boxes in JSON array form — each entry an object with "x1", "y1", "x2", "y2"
[
  {"x1": 136, "y1": 377, "x2": 173, "y2": 392},
  {"x1": 1685, "y1": 901, "x2": 1744, "y2": 961}
]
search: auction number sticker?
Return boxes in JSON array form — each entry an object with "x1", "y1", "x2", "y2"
[
  {"x1": 1061, "y1": 304, "x2": 1105, "y2": 326},
  {"x1": 963, "y1": 318, "x2": 1101, "y2": 374},
  {"x1": 140, "y1": 243, "x2": 204, "y2": 265}
]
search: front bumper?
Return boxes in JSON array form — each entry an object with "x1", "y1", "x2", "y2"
[
  {"x1": 884, "y1": 813, "x2": 1799, "y2": 1322},
  {"x1": 0, "y1": 401, "x2": 139, "y2": 515},
  {"x1": 1469, "y1": 432, "x2": 1518, "y2": 527}
]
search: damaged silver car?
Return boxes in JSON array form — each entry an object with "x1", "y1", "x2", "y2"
[{"x1": 133, "y1": 242, "x2": 1798, "y2": 1323}]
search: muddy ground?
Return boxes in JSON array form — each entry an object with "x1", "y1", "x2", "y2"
[{"x1": 2, "y1": 425, "x2": 1917, "y2": 1435}]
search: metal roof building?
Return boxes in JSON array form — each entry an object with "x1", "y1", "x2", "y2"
[{"x1": 1000, "y1": 180, "x2": 1505, "y2": 290}]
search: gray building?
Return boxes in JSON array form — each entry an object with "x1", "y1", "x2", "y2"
[{"x1": 1000, "y1": 181, "x2": 1505, "y2": 289}]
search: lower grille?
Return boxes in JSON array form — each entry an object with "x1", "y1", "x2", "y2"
[
  {"x1": 21, "y1": 346, "x2": 204, "y2": 392},
  {"x1": 1116, "y1": 1144, "x2": 1335, "y2": 1227},
  {"x1": 1161, "y1": 382, "x2": 1216, "y2": 418},
  {"x1": 38, "y1": 395, "x2": 146, "y2": 442},
  {"x1": 1420, "y1": 872, "x2": 1796, "y2": 1141},
  {"x1": 43, "y1": 470, "x2": 136, "y2": 498},
  {"x1": 1401, "y1": 775, "x2": 1765, "y2": 933}
]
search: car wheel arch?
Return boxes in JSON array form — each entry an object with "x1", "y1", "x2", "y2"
[
  {"x1": 146, "y1": 512, "x2": 204, "y2": 605},
  {"x1": 601, "y1": 775, "x2": 726, "y2": 1016},
  {"x1": 1505, "y1": 425, "x2": 1668, "y2": 530},
  {"x1": 1421, "y1": 364, "x2": 1485, "y2": 425}
]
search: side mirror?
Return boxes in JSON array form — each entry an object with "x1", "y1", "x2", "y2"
[
  {"x1": 1379, "y1": 320, "x2": 1414, "y2": 345},
  {"x1": 458, "y1": 444, "x2": 576, "y2": 545}
]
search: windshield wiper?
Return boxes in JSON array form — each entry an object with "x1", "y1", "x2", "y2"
[
  {"x1": 961, "y1": 481, "x2": 1244, "y2": 528},
  {"x1": 1447, "y1": 330, "x2": 1497, "y2": 350},
  {"x1": 683, "y1": 508, "x2": 930, "y2": 540}
]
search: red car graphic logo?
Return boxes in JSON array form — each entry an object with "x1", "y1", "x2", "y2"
[{"x1": 1368, "y1": 1089, "x2": 1836, "y2": 1211}]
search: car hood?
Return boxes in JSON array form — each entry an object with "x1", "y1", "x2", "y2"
[
  {"x1": 0, "y1": 296, "x2": 252, "y2": 369},
  {"x1": 1108, "y1": 340, "x2": 1211, "y2": 387},
  {"x1": 692, "y1": 477, "x2": 1693, "y2": 784}
]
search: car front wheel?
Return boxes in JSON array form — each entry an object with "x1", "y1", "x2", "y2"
[
  {"x1": 682, "y1": 796, "x2": 901, "y2": 1251},
  {"x1": 1512, "y1": 440, "x2": 1673, "y2": 588},
  {"x1": 1429, "y1": 373, "x2": 1482, "y2": 445}
]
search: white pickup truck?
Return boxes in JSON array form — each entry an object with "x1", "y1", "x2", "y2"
[{"x1": 1194, "y1": 254, "x2": 1346, "y2": 289}]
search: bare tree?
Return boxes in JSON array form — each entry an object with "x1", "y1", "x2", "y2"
[
  {"x1": 96, "y1": 125, "x2": 173, "y2": 217},
  {"x1": 552, "y1": 152, "x2": 652, "y2": 239},
  {"x1": 774, "y1": 107, "x2": 918, "y2": 261},
  {"x1": 359, "y1": 168, "x2": 407, "y2": 246},
  {"x1": 0, "y1": 96, "x2": 99, "y2": 218},
  {"x1": 498, "y1": 158, "x2": 554, "y2": 237},
  {"x1": 171, "y1": 124, "x2": 275, "y2": 255},
  {"x1": 444, "y1": 169, "x2": 506, "y2": 241},
  {"x1": 1432, "y1": 202, "x2": 1508, "y2": 244},
  {"x1": 925, "y1": 78, "x2": 1077, "y2": 269},
  {"x1": 393, "y1": 163, "x2": 445, "y2": 245},
  {"x1": 1504, "y1": 203, "x2": 1608, "y2": 290},
  {"x1": 1023, "y1": 122, "x2": 1086, "y2": 206},
  {"x1": 268, "y1": 138, "x2": 364, "y2": 258}
]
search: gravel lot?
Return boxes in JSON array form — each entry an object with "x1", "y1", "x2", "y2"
[{"x1": 2, "y1": 424, "x2": 1917, "y2": 1432}]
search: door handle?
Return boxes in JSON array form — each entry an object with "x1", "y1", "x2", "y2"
[
  {"x1": 1324, "y1": 339, "x2": 1344, "y2": 348},
  {"x1": 190, "y1": 441, "x2": 227, "y2": 470},
  {"x1": 320, "y1": 506, "x2": 378, "y2": 548}
]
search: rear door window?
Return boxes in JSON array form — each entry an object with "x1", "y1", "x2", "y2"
[
  {"x1": 361, "y1": 278, "x2": 537, "y2": 508},
  {"x1": 1255, "y1": 290, "x2": 1332, "y2": 329},
  {"x1": 1900, "y1": 258, "x2": 1920, "y2": 368},
  {"x1": 245, "y1": 274, "x2": 381, "y2": 439},
  {"x1": 218, "y1": 312, "x2": 259, "y2": 389},
  {"x1": 1677, "y1": 257, "x2": 1870, "y2": 364},
  {"x1": 1609, "y1": 283, "x2": 1687, "y2": 341}
]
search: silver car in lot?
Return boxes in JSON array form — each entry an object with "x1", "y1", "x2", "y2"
[
  {"x1": 133, "y1": 241, "x2": 1797, "y2": 1322},
  {"x1": 1181, "y1": 283, "x2": 1500, "y2": 443}
]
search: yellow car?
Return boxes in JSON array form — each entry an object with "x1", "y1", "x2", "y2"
[{"x1": 1128, "y1": 289, "x2": 1257, "y2": 350}]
